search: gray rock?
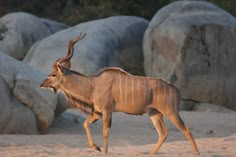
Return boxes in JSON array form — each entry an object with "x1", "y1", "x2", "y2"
[
  {"x1": 143, "y1": 1, "x2": 236, "y2": 110},
  {"x1": 0, "y1": 50, "x2": 66, "y2": 134},
  {"x1": 0, "y1": 77, "x2": 37, "y2": 134},
  {"x1": 24, "y1": 16, "x2": 148, "y2": 75},
  {"x1": 48, "y1": 109, "x2": 86, "y2": 134},
  {"x1": 0, "y1": 12, "x2": 68, "y2": 60},
  {"x1": 179, "y1": 100, "x2": 235, "y2": 113},
  {"x1": 194, "y1": 103, "x2": 235, "y2": 113}
]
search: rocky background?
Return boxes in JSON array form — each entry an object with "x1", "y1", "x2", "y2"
[{"x1": 0, "y1": 0, "x2": 235, "y2": 134}]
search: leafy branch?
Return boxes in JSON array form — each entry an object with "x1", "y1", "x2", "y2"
[{"x1": 0, "y1": 22, "x2": 8, "y2": 41}]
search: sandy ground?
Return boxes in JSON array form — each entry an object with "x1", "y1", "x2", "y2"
[{"x1": 0, "y1": 110, "x2": 236, "y2": 157}]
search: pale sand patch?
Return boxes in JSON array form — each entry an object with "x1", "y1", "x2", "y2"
[{"x1": 0, "y1": 111, "x2": 236, "y2": 157}]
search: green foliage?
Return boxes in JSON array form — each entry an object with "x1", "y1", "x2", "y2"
[
  {"x1": 0, "y1": 0, "x2": 174, "y2": 25},
  {"x1": 0, "y1": 0, "x2": 235, "y2": 25},
  {"x1": 0, "y1": 22, "x2": 8, "y2": 41},
  {"x1": 208, "y1": 0, "x2": 236, "y2": 16}
]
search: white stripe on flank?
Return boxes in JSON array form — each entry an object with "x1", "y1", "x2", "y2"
[
  {"x1": 131, "y1": 78, "x2": 134, "y2": 107},
  {"x1": 163, "y1": 83, "x2": 166, "y2": 104},
  {"x1": 124, "y1": 76, "x2": 127, "y2": 105},
  {"x1": 119, "y1": 72, "x2": 123, "y2": 104},
  {"x1": 147, "y1": 81, "x2": 150, "y2": 104},
  {"x1": 137, "y1": 79, "x2": 140, "y2": 101},
  {"x1": 169, "y1": 86, "x2": 172, "y2": 105},
  {"x1": 156, "y1": 81, "x2": 159, "y2": 104}
]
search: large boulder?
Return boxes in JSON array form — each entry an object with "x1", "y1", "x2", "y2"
[
  {"x1": 0, "y1": 77, "x2": 37, "y2": 134},
  {"x1": 0, "y1": 51, "x2": 67, "y2": 134},
  {"x1": 143, "y1": 1, "x2": 236, "y2": 110},
  {"x1": 0, "y1": 12, "x2": 68, "y2": 60},
  {"x1": 24, "y1": 16, "x2": 148, "y2": 75}
]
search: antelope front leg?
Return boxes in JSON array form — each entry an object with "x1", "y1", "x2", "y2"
[
  {"x1": 102, "y1": 111, "x2": 112, "y2": 154},
  {"x1": 83, "y1": 113, "x2": 101, "y2": 151}
]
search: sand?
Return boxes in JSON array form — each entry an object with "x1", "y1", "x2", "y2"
[{"x1": 0, "y1": 110, "x2": 236, "y2": 157}]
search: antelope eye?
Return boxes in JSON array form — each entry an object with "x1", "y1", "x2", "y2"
[{"x1": 51, "y1": 73, "x2": 56, "y2": 77}]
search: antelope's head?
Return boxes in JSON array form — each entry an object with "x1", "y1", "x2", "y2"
[{"x1": 40, "y1": 32, "x2": 86, "y2": 93}]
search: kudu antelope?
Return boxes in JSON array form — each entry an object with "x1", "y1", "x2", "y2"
[{"x1": 40, "y1": 33, "x2": 200, "y2": 155}]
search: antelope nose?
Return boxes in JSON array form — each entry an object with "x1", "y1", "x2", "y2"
[{"x1": 40, "y1": 82, "x2": 45, "y2": 88}]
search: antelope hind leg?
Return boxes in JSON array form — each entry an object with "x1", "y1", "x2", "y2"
[
  {"x1": 83, "y1": 113, "x2": 102, "y2": 151},
  {"x1": 149, "y1": 110, "x2": 168, "y2": 154},
  {"x1": 167, "y1": 114, "x2": 200, "y2": 155}
]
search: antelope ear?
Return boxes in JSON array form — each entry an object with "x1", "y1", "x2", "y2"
[{"x1": 55, "y1": 62, "x2": 63, "y2": 73}]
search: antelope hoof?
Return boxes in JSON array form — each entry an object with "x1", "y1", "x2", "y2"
[
  {"x1": 150, "y1": 150, "x2": 157, "y2": 155},
  {"x1": 194, "y1": 151, "x2": 200, "y2": 155},
  {"x1": 91, "y1": 144, "x2": 101, "y2": 152},
  {"x1": 103, "y1": 149, "x2": 108, "y2": 154}
]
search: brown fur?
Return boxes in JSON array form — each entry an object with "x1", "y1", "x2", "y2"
[{"x1": 40, "y1": 33, "x2": 200, "y2": 155}]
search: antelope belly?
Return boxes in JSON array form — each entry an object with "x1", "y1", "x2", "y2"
[{"x1": 114, "y1": 89, "x2": 151, "y2": 115}]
